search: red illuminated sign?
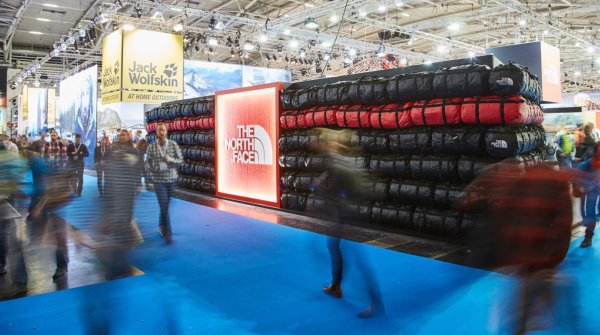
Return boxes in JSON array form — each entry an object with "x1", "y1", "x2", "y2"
[{"x1": 215, "y1": 82, "x2": 283, "y2": 208}]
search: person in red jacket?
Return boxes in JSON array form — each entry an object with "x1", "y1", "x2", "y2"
[{"x1": 456, "y1": 160, "x2": 573, "y2": 334}]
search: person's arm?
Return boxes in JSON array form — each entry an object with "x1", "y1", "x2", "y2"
[
  {"x1": 81, "y1": 144, "x2": 89, "y2": 158},
  {"x1": 167, "y1": 142, "x2": 183, "y2": 165}
]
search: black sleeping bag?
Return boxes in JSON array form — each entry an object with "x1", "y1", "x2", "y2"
[
  {"x1": 389, "y1": 179, "x2": 435, "y2": 206},
  {"x1": 432, "y1": 64, "x2": 493, "y2": 98},
  {"x1": 369, "y1": 154, "x2": 411, "y2": 178},
  {"x1": 279, "y1": 152, "x2": 308, "y2": 170},
  {"x1": 388, "y1": 127, "x2": 432, "y2": 154},
  {"x1": 351, "y1": 130, "x2": 389, "y2": 153},
  {"x1": 410, "y1": 154, "x2": 459, "y2": 182},
  {"x1": 434, "y1": 182, "x2": 467, "y2": 209},
  {"x1": 305, "y1": 194, "x2": 328, "y2": 213},
  {"x1": 371, "y1": 203, "x2": 414, "y2": 227},
  {"x1": 279, "y1": 130, "x2": 322, "y2": 152},
  {"x1": 386, "y1": 71, "x2": 435, "y2": 103},
  {"x1": 359, "y1": 178, "x2": 391, "y2": 202},
  {"x1": 281, "y1": 192, "x2": 308, "y2": 210},
  {"x1": 485, "y1": 125, "x2": 545, "y2": 158},
  {"x1": 489, "y1": 62, "x2": 541, "y2": 103},
  {"x1": 281, "y1": 171, "x2": 297, "y2": 190},
  {"x1": 413, "y1": 207, "x2": 462, "y2": 236},
  {"x1": 458, "y1": 155, "x2": 502, "y2": 183},
  {"x1": 357, "y1": 77, "x2": 390, "y2": 105},
  {"x1": 431, "y1": 126, "x2": 487, "y2": 156},
  {"x1": 340, "y1": 202, "x2": 374, "y2": 222}
]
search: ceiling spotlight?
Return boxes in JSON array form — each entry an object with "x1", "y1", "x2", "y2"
[
  {"x1": 543, "y1": 29, "x2": 549, "y2": 35},
  {"x1": 259, "y1": 34, "x2": 268, "y2": 43},
  {"x1": 67, "y1": 36, "x2": 75, "y2": 45},
  {"x1": 330, "y1": 14, "x2": 338, "y2": 22},
  {"x1": 299, "y1": 50, "x2": 306, "y2": 58},
  {"x1": 518, "y1": 19, "x2": 526, "y2": 26},
  {"x1": 323, "y1": 53, "x2": 331, "y2": 61},
  {"x1": 173, "y1": 23, "x2": 183, "y2": 32},
  {"x1": 587, "y1": 46, "x2": 595, "y2": 54},
  {"x1": 394, "y1": 0, "x2": 403, "y2": 6},
  {"x1": 448, "y1": 23, "x2": 460, "y2": 31},
  {"x1": 100, "y1": 13, "x2": 109, "y2": 23},
  {"x1": 343, "y1": 56, "x2": 352, "y2": 64},
  {"x1": 424, "y1": 60, "x2": 433, "y2": 65},
  {"x1": 151, "y1": 10, "x2": 164, "y2": 21},
  {"x1": 289, "y1": 40, "x2": 299, "y2": 48},
  {"x1": 215, "y1": 20, "x2": 225, "y2": 30},
  {"x1": 283, "y1": 29, "x2": 291, "y2": 35},
  {"x1": 304, "y1": 18, "x2": 319, "y2": 29},
  {"x1": 574, "y1": 71, "x2": 581, "y2": 77},
  {"x1": 468, "y1": 51, "x2": 476, "y2": 58},
  {"x1": 208, "y1": 37, "x2": 218, "y2": 46},
  {"x1": 244, "y1": 41, "x2": 255, "y2": 51},
  {"x1": 378, "y1": 2, "x2": 387, "y2": 12},
  {"x1": 400, "y1": 58, "x2": 408, "y2": 65},
  {"x1": 359, "y1": 10, "x2": 367, "y2": 18},
  {"x1": 348, "y1": 48, "x2": 357, "y2": 57}
]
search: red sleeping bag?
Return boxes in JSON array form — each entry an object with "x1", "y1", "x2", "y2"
[
  {"x1": 189, "y1": 116, "x2": 215, "y2": 129},
  {"x1": 370, "y1": 102, "x2": 414, "y2": 129},
  {"x1": 280, "y1": 110, "x2": 308, "y2": 129},
  {"x1": 410, "y1": 98, "x2": 463, "y2": 126},
  {"x1": 336, "y1": 105, "x2": 372, "y2": 128},
  {"x1": 172, "y1": 118, "x2": 190, "y2": 131},
  {"x1": 305, "y1": 106, "x2": 338, "y2": 127},
  {"x1": 461, "y1": 96, "x2": 544, "y2": 125},
  {"x1": 146, "y1": 122, "x2": 156, "y2": 133}
]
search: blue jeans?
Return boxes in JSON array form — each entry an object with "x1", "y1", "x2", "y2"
[
  {"x1": 154, "y1": 182, "x2": 176, "y2": 235},
  {"x1": 582, "y1": 191, "x2": 600, "y2": 238}
]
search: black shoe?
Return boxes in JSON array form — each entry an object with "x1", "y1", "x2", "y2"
[
  {"x1": 0, "y1": 264, "x2": 6, "y2": 275},
  {"x1": 52, "y1": 267, "x2": 68, "y2": 279},
  {"x1": 164, "y1": 234, "x2": 173, "y2": 244},
  {"x1": 581, "y1": 237, "x2": 592, "y2": 248}
]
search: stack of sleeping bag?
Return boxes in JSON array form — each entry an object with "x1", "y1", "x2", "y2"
[
  {"x1": 145, "y1": 96, "x2": 216, "y2": 194},
  {"x1": 279, "y1": 62, "x2": 546, "y2": 239}
]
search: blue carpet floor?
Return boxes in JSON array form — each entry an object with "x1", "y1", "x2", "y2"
[{"x1": 0, "y1": 175, "x2": 596, "y2": 334}]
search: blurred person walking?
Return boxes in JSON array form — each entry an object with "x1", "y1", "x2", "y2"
[
  {"x1": 146, "y1": 124, "x2": 182, "y2": 243},
  {"x1": 554, "y1": 125, "x2": 576, "y2": 168},
  {"x1": 0, "y1": 142, "x2": 29, "y2": 294},
  {"x1": 100, "y1": 129, "x2": 143, "y2": 279},
  {"x1": 574, "y1": 144, "x2": 600, "y2": 248},
  {"x1": 456, "y1": 160, "x2": 573, "y2": 334},
  {"x1": 43, "y1": 131, "x2": 67, "y2": 170},
  {"x1": 67, "y1": 134, "x2": 89, "y2": 196},
  {"x1": 94, "y1": 136, "x2": 111, "y2": 197},
  {"x1": 315, "y1": 129, "x2": 384, "y2": 318}
]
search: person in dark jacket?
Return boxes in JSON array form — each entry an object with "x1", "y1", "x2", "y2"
[
  {"x1": 66, "y1": 134, "x2": 89, "y2": 196},
  {"x1": 575, "y1": 143, "x2": 600, "y2": 248},
  {"x1": 94, "y1": 136, "x2": 111, "y2": 197},
  {"x1": 101, "y1": 129, "x2": 143, "y2": 279}
]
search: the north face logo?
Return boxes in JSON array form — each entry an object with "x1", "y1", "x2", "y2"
[
  {"x1": 163, "y1": 63, "x2": 178, "y2": 78},
  {"x1": 114, "y1": 61, "x2": 120, "y2": 76},
  {"x1": 225, "y1": 125, "x2": 273, "y2": 165},
  {"x1": 496, "y1": 77, "x2": 514, "y2": 86},
  {"x1": 490, "y1": 140, "x2": 508, "y2": 149}
]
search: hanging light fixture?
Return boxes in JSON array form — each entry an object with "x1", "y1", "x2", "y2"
[
  {"x1": 208, "y1": 37, "x2": 218, "y2": 46},
  {"x1": 173, "y1": 22, "x2": 184, "y2": 32},
  {"x1": 243, "y1": 41, "x2": 255, "y2": 51},
  {"x1": 304, "y1": 18, "x2": 319, "y2": 29}
]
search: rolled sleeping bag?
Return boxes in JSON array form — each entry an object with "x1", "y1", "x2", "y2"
[
  {"x1": 461, "y1": 96, "x2": 544, "y2": 125},
  {"x1": 369, "y1": 102, "x2": 414, "y2": 129},
  {"x1": 389, "y1": 179, "x2": 435, "y2": 206},
  {"x1": 432, "y1": 64, "x2": 493, "y2": 98},
  {"x1": 371, "y1": 203, "x2": 414, "y2": 227},
  {"x1": 431, "y1": 126, "x2": 487, "y2": 156},
  {"x1": 388, "y1": 127, "x2": 432, "y2": 154},
  {"x1": 369, "y1": 154, "x2": 411, "y2": 178},
  {"x1": 410, "y1": 154, "x2": 459, "y2": 182}
]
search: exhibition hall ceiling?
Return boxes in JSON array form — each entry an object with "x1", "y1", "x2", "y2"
[{"x1": 0, "y1": 0, "x2": 598, "y2": 91}]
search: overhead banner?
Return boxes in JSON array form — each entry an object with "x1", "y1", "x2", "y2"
[
  {"x1": 216, "y1": 82, "x2": 284, "y2": 208},
  {"x1": 184, "y1": 60, "x2": 290, "y2": 99},
  {"x1": 59, "y1": 65, "x2": 97, "y2": 166},
  {"x1": 47, "y1": 88, "x2": 56, "y2": 128},
  {"x1": 27, "y1": 88, "x2": 48, "y2": 136},
  {"x1": 21, "y1": 85, "x2": 28, "y2": 124},
  {"x1": 101, "y1": 29, "x2": 183, "y2": 104},
  {"x1": 101, "y1": 30, "x2": 123, "y2": 104}
]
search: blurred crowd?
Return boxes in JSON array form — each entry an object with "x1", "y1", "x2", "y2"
[{"x1": 1, "y1": 121, "x2": 600, "y2": 333}]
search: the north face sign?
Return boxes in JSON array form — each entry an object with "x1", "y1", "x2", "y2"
[
  {"x1": 225, "y1": 125, "x2": 273, "y2": 165},
  {"x1": 496, "y1": 77, "x2": 514, "y2": 86},
  {"x1": 490, "y1": 139, "x2": 508, "y2": 149}
]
